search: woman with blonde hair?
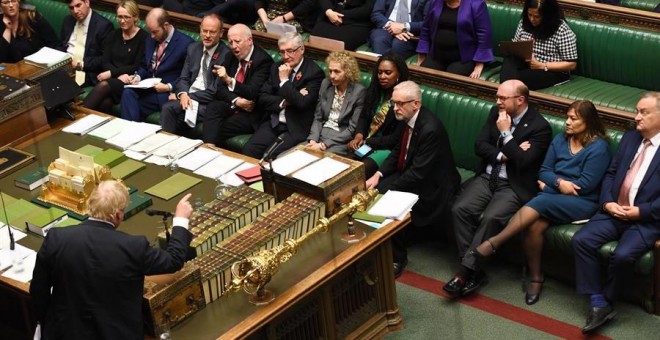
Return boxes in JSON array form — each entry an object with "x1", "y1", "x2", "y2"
[
  {"x1": 83, "y1": 0, "x2": 146, "y2": 114},
  {"x1": 0, "y1": 0, "x2": 58, "y2": 63},
  {"x1": 306, "y1": 51, "x2": 365, "y2": 155}
]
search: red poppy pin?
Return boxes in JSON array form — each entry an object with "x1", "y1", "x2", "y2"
[
  {"x1": 247, "y1": 60, "x2": 253, "y2": 68},
  {"x1": 295, "y1": 72, "x2": 302, "y2": 81},
  {"x1": 212, "y1": 53, "x2": 219, "y2": 61}
]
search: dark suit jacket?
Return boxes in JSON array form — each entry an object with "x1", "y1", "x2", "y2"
[
  {"x1": 174, "y1": 41, "x2": 230, "y2": 105},
  {"x1": 214, "y1": 44, "x2": 274, "y2": 127},
  {"x1": 255, "y1": 0, "x2": 319, "y2": 32},
  {"x1": 308, "y1": 79, "x2": 365, "y2": 148},
  {"x1": 592, "y1": 130, "x2": 660, "y2": 247},
  {"x1": 475, "y1": 105, "x2": 552, "y2": 203},
  {"x1": 370, "y1": 0, "x2": 430, "y2": 34},
  {"x1": 0, "y1": 11, "x2": 59, "y2": 63},
  {"x1": 380, "y1": 107, "x2": 461, "y2": 226},
  {"x1": 58, "y1": 11, "x2": 113, "y2": 86},
  {"x1": 137, "y1": 28, "x2": 194, "y2": 91},
  {"x1": 30, "y1": 220, "x2": 192, "y2": 340},
  {"x1": 257, "y1": 58, "x2": 324, "y2": 143}
]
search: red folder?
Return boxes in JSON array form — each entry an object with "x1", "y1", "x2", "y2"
[{"x1": 235, "y1": 165, "x2": 262, "y2": 184}]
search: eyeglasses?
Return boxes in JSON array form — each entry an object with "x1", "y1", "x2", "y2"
[
  {"x1": 389, "y1": 99, "x2": 415, "y2": 107},
  {"x1": 278, "y1": 45, "x2": 302, "y2": 57},
  {"x1": 495, "y1": 95, "x2": 522, "y2": 102},
  {"x1": 117, "y1": 15, "x2": 134, "y2": 21},
  {"x1": 1, "y1": 0, "x2": 18, "y2": 6}
]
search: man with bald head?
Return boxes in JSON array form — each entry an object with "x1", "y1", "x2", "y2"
[
  {"x1": 120, "y1": 8, "x2": 194, "y2": 122},
  {"x1": 202, "y1": 23, "x2": 274, "y2": 146},
  {"x1": 31, "y1": 180, "x2": 194, "y2": 339},
  {"x1": 160, "y1": 13, "x2": 230, "y2": 136},
  {"x1": 444, "y1": 79, "x2": 552, "y2": 297}
]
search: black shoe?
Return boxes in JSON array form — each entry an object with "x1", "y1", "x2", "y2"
[
  {"x1": 443, "y1": 274, "x2": 466, "y2": 297},
  {"x1": 461, "y1": 271, "x2": 487, "y2": 297},
  {"x1": 582, "y1": 305, "x2": 617, "y2": 334},
  {"x1": 393, "y1": 259, "x2": 408, "y2": 278},
  {"x1": 525, "y1": 279, "x2": 544, "y2": 305}
]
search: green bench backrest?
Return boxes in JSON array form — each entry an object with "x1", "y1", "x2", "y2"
[
  {"x1": 486, "y1": 3, "x2": 522, "y2": 57},
  {"x1": 620, "y1": 0, "x2": 660, "y2": 11},
  {"x1": 27, "y1": 0, "x2": 68, "y2": 39}
]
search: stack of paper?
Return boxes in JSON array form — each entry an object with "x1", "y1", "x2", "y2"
[
  {"x1": 124, "y1": 77, "x2": 161, "y2": 89},
  {"x1": 106, "y1": 122, "x2": 161, "y2": 150},
  {"x1": 1, "y1": 249, "x2": 37, "y2": 283},
  {"x1": 176, "y1": 147, "x2": 222, "y2": 171},
  {"x1": 62, "y1": 114, "x2": 110, "y2": 135},
  {"x1": 145, "y1": 137, "x2": 203, "y2": 165},
  {"x1": 24, "y1": 47, "x2": 70, "y2": 67},
  {"x1": 292, "y1": 157, "x2": 349, "y2": 185},
  {"x1": 124, "y1": 133, "x2": 178, "y2": 160},
  {"x1": 266, "y1": 150, "x2": 319, "y2": 176},
  {"x1": 194, "y1": 154, "x2": 244, "y2": 179},
  {"x1": 367, "y1": 190, "x2": 419, "y2": 220},
  {"x1": 88, "y1": 118, "x2": 131, "y2": 140},
  {"x1": 219, "y1": 162, "x2": 255, "y2": 186}
]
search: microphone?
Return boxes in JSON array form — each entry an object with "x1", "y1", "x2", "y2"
[
  {"x1": 259, "y1": 136, "x2": 284, "y2": 165},
  {"x1": 145, "y1": 208, "x2": 173, "y2": 218},
  {"x1": 0, "y1": 190, "x2": 14, "y2": 250}
]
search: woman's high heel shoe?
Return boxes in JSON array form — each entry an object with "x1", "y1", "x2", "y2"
[{"x1": 525, "y1": 279, "x2": 544, "y2": 305}]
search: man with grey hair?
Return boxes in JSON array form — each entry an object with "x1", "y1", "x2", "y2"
[
  {"x1": 573, "y1": 92, "x2": 660, "y2": 334},
  {"x1": 241, "y1": 31, "x2": 324, "y2": 159},
  {"x1": 31, "y1": 180, "x2": 194, "y2": 339},
  {"x1": 366, "y1": 80, "x2": 460, "y2": 278},
  {"x1": 203, "y1": 23, "x2": 274, "y2": 146}
]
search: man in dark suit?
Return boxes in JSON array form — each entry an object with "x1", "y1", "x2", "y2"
[
  {"x1": 369, "y1": 0, "x2": 429, "y2": 59},
  {"x1": 366, "y1": 80, "x2": 461, "y2": 277},
  {"x1": 58, "y1": 0, "x2": 113, "y2": 86},
  {"x1": 160, "y1": 13, "x2": 230, "y2": 136},
  {"x1": 443, "y1": 79, "x2": 552, "y2": 297},
  {"x1": 30, "y1": 180, "x2": 194, "y2": 339},
  {"x1": 120, "y1": 8, "x2": 194, "y2": 122},
  {"x1": 241, "y1": 31, "x2": 324, "y2": 159},
  {"x1": 572, "y1": 92, "x2": 660, "y2": 334},
  {"x1": 202, "y1": 23, "x2": 273, "y2": 146}
]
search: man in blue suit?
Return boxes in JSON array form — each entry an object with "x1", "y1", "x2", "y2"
[
  {"x1": 121, "y1": 8, "x2": 194, "y2": 122},
  {"x1": 369, "y1": 0, "x2": 429, "y2": 59},
  {"x1": 58, "y1": 0, "x2": 113, "y2": 86},
  {"x1": 573, "y1": 92, "x2": 660, "y2": 334}
]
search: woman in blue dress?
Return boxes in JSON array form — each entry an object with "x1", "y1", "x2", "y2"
[{"x1": 461, "y1": 100, "x2": 611, "y2": 305}]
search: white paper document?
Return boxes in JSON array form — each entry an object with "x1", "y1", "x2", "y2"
[
  {"x1": 88, "y1": 118, "x2": 131, "y2": 140},
  {"x1": 106, "y1": 122, "x2": 161, "y2": 150},
  {"x1": 0, "y1": 243, "x2": 35, "y2": 274},
  {"x1": 292, "y1": 157, "x2": 349, "y2": 185},
  {"x1": 152, "y1": 136, "x2": 203, "y2": 158},
  {"x1": 194, "y1": 154, "x2": 244, "y2": 179},
  {"x1": 124, "y1": 77, "x2": 162, "y2": 89},
  {"x1": 127, "y1": 133, "x2": 178, "y2": 154},
  {"x1": 177, "y1": 147, "x2": 222, "y2": 171},
  {"x1": 0, "y1": 224, "x2": 27, "y2": 250},
  {"x1": 2, "y1": 252, "x2": 37, "y2": 283},
  {"x1": 62, "y1": 114, "x2": 110, "y2": 135},
  {"x1": 264, "y1": 21, "x2": 296, "y2": 36},
  {"x1": 24, "y1": 47, "x2": 70, "y2": 67},
  {"x1": 184, "y1": 100, "x2": 199, "y2": 127},
  {"x1": 219, "y1": 162, "x2": 255, "y2": 186},
  {"x1": 367, "y1": 190, "x2": 419, "y2": 220},
  {"x1": 266, "y1": 150, "x2": 319, "y2": 176}
]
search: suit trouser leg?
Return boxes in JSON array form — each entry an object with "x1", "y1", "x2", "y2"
[
  {"x1": 202, "y1": 100, "x2": 232, "y2": 145},
  {"x1": 572, "y1": 215, "x2": 619, "y2": 297},
  {"x1": 369, "y1": 29, "x2": 393, "y2": 55},
  {"x1": 160, "y1": 101, "x2": 184, "y2": 134},
  {"x1": 606, "y1": 227, "x2": 650, "y2": 301},
  {"x1": 390, "y1": 39, "x2": 417, "y2": 60},
  {"x1": 120, "y1": 88, "x2": 141, "y2": 121},
  {"x1": 452, "y1": 175, "x2": 522, "y2": 270}
]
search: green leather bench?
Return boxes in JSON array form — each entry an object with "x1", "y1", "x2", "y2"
[{"x1": 621, "y1": 0, "x2": 660, "y2": 11}]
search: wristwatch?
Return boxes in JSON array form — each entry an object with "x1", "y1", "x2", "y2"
[{"x1": 500, "y1": 130, "x2": 511, "y2": 138}]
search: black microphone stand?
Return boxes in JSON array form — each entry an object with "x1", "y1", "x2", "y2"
[
  {"x1": 259, "y1": 137, "x2": 283, "y2": 201},
  {"x1": 160, "y1": 214, "x2": 171, "y2": 243},
  {"x1": 0, "y1": 190, "x2": 14, "y2": 250}
]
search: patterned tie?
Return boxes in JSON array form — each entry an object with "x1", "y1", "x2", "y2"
[
  {"x1": 201, "y1": 50, "x2": 210, "y2": 87},
  {"x1": 617, "y1": 139, "x2": 651, "y2": 206},
  {"x1": 153, "y1": 40, "x2": 167, "y2": 72},
  {"x1": 396, "y1": 126, "x2": 411, "y2": 172},
  {"x1": 235, "y1": 60, "x2": 246, "y2": 84},
  {"x1": 73, "y1": 22, "x2": 85, "y2": 85}
]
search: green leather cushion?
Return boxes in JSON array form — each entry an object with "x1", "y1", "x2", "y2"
[
  {"x1": 620, "y1": 0, "x2": 660, "y2": 11},
  {"x1": 538, "y1": 76, "x2": 645, "y2": 113}
]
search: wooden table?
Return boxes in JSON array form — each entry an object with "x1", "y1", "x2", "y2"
[{"x1": 0, "y1": 117, "x2": 406, "y2": 339}]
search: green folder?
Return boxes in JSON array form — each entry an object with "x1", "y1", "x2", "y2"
[
  {"x1": 94, "y1": 149, "x2": 127, "y2": 168},
  {"x1": 145, "y1": 173, "x2": 202, "y2": 200},
  {"x1": 54, "y1": 218, "x2": 81, "y2": 228},
  {"x1": 75, "y1": 144, "x2": 104, "y2": 157},
  {"x1": 4, "y1": 199, "x2": 46, "y2": 232},
  {"x1": 111, "y1": 159, "x2": 146, "y2": 179}
]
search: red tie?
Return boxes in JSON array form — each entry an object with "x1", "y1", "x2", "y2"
[
  {"x1": 235, "y1": 60, "x2": 246, "y2": 84},
  {"x1": 397, "y1": 126, "x2": 411, "y2": 172},
  {"x1": 154, "y1": 40, "x2": 166, "y2": 70},
  {"x1": 618, "y1": 139, "x2": 651, "y2": 206}
]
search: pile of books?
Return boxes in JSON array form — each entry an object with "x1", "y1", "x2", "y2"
[{"x1": 192, "y1": 193, "x2": 325, "y2": 303}]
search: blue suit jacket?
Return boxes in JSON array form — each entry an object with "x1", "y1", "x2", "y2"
[
  {"x1": 370, "y1": 0, "x2": 430, "y2": 34},
  {"x1": 596, "y1": 130, "x2": 660, "y2": 247},
  {"x1": 416, "y1": 0, "x2": 494, "y2": 63},
  {"x1": 137, "y1": 28, "x2": 194, "y2": 91},
  {"x1": 58, "y1": 11, "x2": 113, "y2": 86}
]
